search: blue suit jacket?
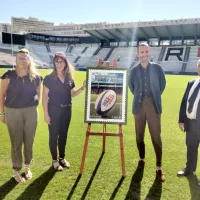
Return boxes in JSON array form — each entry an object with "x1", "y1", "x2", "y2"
[{"x1": 128, "y1": 62, "x2": 166, "y2": 114}]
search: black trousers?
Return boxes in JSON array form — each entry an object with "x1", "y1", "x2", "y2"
[
  {"x1": 48, "y1": 105, "x2": 71, "y2": 160},
  {"x1": 185, "y1": 120, "x2": 200, "y2": 172}
]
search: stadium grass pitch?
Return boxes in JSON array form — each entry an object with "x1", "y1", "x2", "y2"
[{"x1": 0, "y1": 68, "x2": 200, "y2": 200}]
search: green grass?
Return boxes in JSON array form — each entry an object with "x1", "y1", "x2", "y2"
[{"x1": 0, "y1": 68, "x2": 200, "y2": 200}]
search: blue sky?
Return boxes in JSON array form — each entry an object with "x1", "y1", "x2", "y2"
[{"x1": 1, "y1": 0, "x2": 200, "y2": 25}]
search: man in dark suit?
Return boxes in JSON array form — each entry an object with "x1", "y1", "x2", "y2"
[
  {"x1": 129, "y1": 43, "x2": 166, "y2": 182},
  {"x1": 177, "y1": 60, "x2": 200, "y2": 177}
]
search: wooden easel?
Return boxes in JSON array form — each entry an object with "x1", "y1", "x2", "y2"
[
  {"x1": 79, "y1": 123, "x2": 126, "y2": 177},
  {"x1": 80, "y1": 59, "x2": 126, "y2": 177}
]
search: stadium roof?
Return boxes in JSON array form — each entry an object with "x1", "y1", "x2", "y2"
[{"x1": 84, "y1": 18, "x2": 200, "y2": 42}]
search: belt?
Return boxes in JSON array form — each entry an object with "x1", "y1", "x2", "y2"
[
  {"x1": 60, "y1": 104, "x2": 68, "y2": 107},
  {"x1": 48, "y1": 103, "x2": 70, "y2": 108}
]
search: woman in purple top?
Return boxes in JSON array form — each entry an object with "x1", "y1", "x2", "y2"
[
  {"x1": 42, "y1": 52, "x2": 85, "y2": 171},
  {"x1": 0, "y1": 48, "x2": 41, "y2": 183}
]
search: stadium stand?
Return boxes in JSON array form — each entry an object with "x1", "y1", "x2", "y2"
[
  {"x1": 0, "y1": 49, "x2": 15, "y2": 65},
  {"x1": 158, "y1": 46, "x2": 186, "y2": 72},
  {"x1": 150, "y1": 47, "x2": 162, "y2": 62},
  {"x1": 1, "y1": 39, "x2": 200, "y2": 73},
  {"x1": 86, "y1": 47, "x2": 111, "y2": 67},
  {"x1": 185, "y1": 46, "x2": 200, "y2": 72},
  {"x1": 28, "y1": 43, "x2": 51, "y2": 65},
  {"x1": 1, "y1": 41, "x2": 200, "y2": 73},
  {"x1": 108, "y1": 46, "x2": 137, "y2": 68},
  {"x1": 49, "y1": 43, "x2": 68, "y2": 55},
  {"x1": 1, "y1": 17, "x2": 200, "y2": 74},
  {"x1": 75, "y1": 45, "x2": 99, "y2": 67}
]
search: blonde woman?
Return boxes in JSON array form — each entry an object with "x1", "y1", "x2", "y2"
[
  {"x1": 0, "y1": 49, "x2": 42, "y2": 183},
  {"x1": 42, "y1": 52, "x2": 85, "y2": 171}
]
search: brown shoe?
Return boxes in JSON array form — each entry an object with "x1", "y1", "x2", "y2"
[
  {"x1": 138, "y1": 160, "x2": 145, "y2": 169},
  {"x1": 156, "y1": 170, "x2": 165, "y2": 182}
]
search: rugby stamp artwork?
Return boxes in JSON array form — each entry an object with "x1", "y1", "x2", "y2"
[{"x1": 85, "y1": 68, "x2": 128, "y2": 124}]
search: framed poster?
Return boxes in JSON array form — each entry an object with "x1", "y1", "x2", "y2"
[{"x1": 85, "y1": 68, "x2": 128, "y2": 124}]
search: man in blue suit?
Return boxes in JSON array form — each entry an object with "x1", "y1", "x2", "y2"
[{"x1": 129, "y1": 43, "x2": 166, "y2": 182}]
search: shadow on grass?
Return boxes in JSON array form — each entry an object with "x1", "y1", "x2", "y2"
[
  {"x1": 186, "y1": 174, "x2": 200, "y2": 200},
  {"x1": 0, "y1": 177, "x2": 18, "y2": 200},
  {"x1": 145, "y1": 178, "x2": 162, "y2": 200},
  {"x1": 109, "y1": 176, "x2": 125, "y2": 200},
  {"x1": 16, "y1": 167, "x2": 56, "y2": 200},
  {"x1": 66, "y1": 174, "x2": 82, "y2": 200},
  {"x1": 125, "y1": 166, "x2": 144, "y2": 200},
  {"x1": 80, "y1": 152, "x2": 104, "y2": 200}
]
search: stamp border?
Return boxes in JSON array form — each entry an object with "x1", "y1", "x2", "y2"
[{"x1": 84, "y1": 67, "x2": 128, "y2": 124}]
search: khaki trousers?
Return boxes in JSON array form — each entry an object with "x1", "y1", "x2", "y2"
[{"x1": 5, "y1": 106, "x2": 38, "y2": 171}]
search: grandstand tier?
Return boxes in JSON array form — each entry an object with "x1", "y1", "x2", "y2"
[{"x1": 1, "y1": 18, "x2": 200, "y2": 73}]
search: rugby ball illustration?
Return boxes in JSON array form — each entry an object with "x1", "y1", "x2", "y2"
[{"x1": 95, "y1": 90, "x2": 117, "y2": 116}]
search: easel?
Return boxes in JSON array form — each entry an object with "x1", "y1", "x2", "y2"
[{"x1": 79, "y1": 59, "x2": 126, "y2": 177}]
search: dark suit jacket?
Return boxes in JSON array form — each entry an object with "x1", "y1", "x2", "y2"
[
  {"x1": 128, "y1": 62, "x2": 166, "y2": 114},
  {"x1": 178, "y1": 79, "x2": 200, "y2": 131}
]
